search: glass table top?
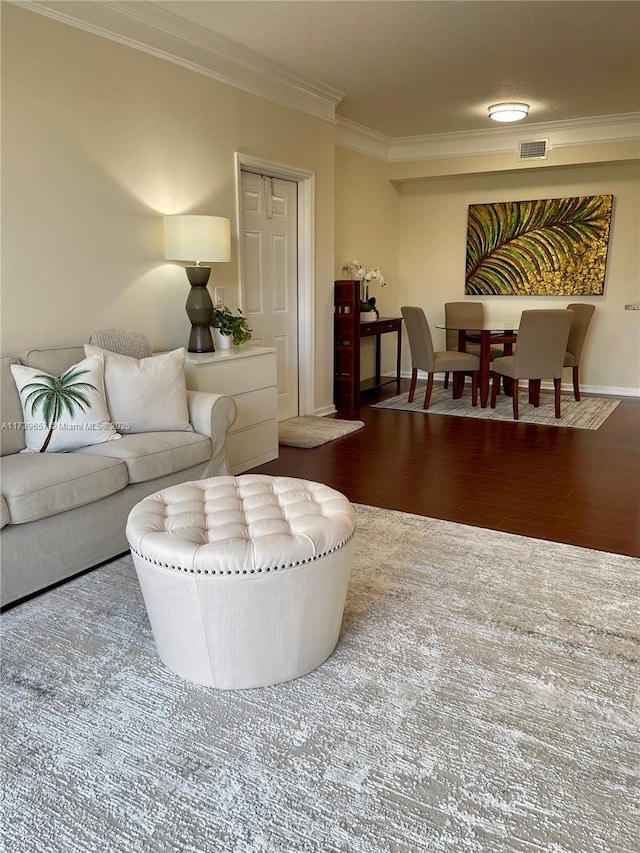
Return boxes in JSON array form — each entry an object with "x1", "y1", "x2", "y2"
[{"x1": 435, "y1": 321, "x2": 520, "y2": 331}]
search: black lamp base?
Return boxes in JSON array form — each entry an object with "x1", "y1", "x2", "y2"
[
  {"x1": 187, "y1": 323, "x2": 215, "y2": 353},
  {"x1": 185, "y1": 268, "x2": 215, "y2": 353}
]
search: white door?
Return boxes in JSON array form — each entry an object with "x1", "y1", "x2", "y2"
[{"x1": 240, "y1": 170, "x2": 299, "y2": 421}]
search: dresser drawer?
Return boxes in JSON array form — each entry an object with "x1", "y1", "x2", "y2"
[
  {"x1": 184, "y1": 347, "x2": 279, "y2": 473},
  {"x1": 227, "y1": 421, "x2": 278, "y2": 474},
  {"x1": 230, "y1": 387, "x2": 277, "y2": 433},
  {"x1": 185, "y1": 353, "x2": 276, "y2": 396},
  {"x1": 376, "y1": 320, "x2": 400, "y2": 334}
]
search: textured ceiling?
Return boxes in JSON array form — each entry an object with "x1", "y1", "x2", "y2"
[{"x1": 153, "y1": 0, "x2": 640, "y2": 137}]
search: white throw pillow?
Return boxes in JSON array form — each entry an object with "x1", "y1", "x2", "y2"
[
  {"x1": 83, "y1": 345, "x2": 192, "y2": 434},
  {"x1": 10, "y1": 354, "x2": 120, "y2": 453}
]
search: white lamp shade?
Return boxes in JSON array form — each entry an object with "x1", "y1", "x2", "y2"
[
  {"x1": 164, "y1": 215, "x2": 231, "y2": 263},
  {"x1": 488, "y1": 103, "x2": 529, "y2": 123}
]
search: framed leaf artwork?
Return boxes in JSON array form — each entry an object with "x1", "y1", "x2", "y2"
[{"x1": 465, "y1": 195, "x2": 613, "y2": 296}]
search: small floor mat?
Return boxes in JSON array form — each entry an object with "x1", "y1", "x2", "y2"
[{"x1": 278, "y1": 416, "x2": 365, "y2": 448}]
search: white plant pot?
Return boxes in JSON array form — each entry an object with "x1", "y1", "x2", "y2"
[
  {"x1": 360, "y1": 311, "x2": 378, "y2": 323},
  {"x1": 213, "y1": 328, "x2": 232, "y2": 350}
]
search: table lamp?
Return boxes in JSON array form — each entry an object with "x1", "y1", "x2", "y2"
[{"x1": 164, "y1": 214, "x2": 231, "y2": 353}]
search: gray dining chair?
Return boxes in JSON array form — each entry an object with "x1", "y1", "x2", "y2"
[
  {"x1": 401, "y1": 306, "x2": 480, "y2": 409},
  {"x1": 564, "y1": 303, "x2": 596, "y2": 401},
  {"x1": 443, "y1": 302, "x2": 503, "y2": 389},
  {"x1": 490, "y1": 309, "x2": 573, "y2": 420}
]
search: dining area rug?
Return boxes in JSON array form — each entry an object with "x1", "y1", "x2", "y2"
[
  {"x1": 278, "y1": 415, "x2": 365, "y2": 447},
  {"x1": 372, "y1": 384, "x2": 619, "y2": 429}
]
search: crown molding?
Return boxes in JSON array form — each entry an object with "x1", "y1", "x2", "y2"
[
  {"x1": 333, "y1": 117, "x2": 393, "y2": 161},
  {"x1": 15, "y1": 3, "x2": 640, "y2": 159},
  {"x1": 337, "y1": 113, "x2": 640, "y2": 163},
  {"x1": 15, "y1": 0, "x2": 344, "y2": 124}
]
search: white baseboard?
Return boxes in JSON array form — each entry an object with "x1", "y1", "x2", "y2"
[
  {"x1": 314, "y1": 404, "x2": 337, "y2": 417},
  {"x1": 574, "y1": 384, "x2": 640, "y2": 398}
]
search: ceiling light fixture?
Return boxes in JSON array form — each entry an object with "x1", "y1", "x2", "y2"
[{"x1": 488, "y1": 103, "x2": 530, "y2": 123}]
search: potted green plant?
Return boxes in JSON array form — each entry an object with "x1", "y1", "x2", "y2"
[
  {"x1": 359, "y1": 295, "x2": 379, "y2": 322},
  {"x1": 210, "y1": 306, "x2": 253, "y2": 349}
]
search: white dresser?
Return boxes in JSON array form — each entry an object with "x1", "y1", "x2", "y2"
[{"x1": 184, "y1": 347, "x2": 278, "y2": 474}]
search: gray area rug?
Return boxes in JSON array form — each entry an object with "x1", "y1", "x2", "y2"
[
  {"x1": 278, "y1": 415, "x2": 365, "y2": 447},
  {"x1": 372, "y1": 384, "x2": 620, "y2": 429},
  {"x1": 2, "y1": 505, "x2": 638, "y2": 852}
]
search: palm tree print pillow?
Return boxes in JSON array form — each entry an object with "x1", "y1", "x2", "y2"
[{"x1": 10, "y1": 354, "x2": 120, "y2": 453}]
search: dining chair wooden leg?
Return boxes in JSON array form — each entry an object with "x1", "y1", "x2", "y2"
[
  {"x1": 554, "y1": 377, "x2": 562, "y2": 417},
  {"x1": 423, "y1": 373, "x2": 434, "y2": 409},
  {"x1": 529, "y1": 379, "x2": 541, "y2": 407},
  {"x1": 452, "y1": 373, "x2": 465, "y2": 399},
  {"x1": 443, "y1": 371, "x2": 450, "y2": 390},
  {"x1": 490, "y1": 372, "x2": 499, "y2": 408},
  {"x1": 408, "y1": 368, "x2": 418, "y2": 402},
  {"x1": 512, "y1": 379, "x2": 519, "y2": 420},
  {"x1": 572, "y1": 366, "x2": 581, "y2": 401},
  {"x1": 471, "y1": 371, "x2": 478, "y2": 407}
]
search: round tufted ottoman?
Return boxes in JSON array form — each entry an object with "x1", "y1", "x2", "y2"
[{"x1": 126, "y1": 475, "x2": 356, "y2": 689}]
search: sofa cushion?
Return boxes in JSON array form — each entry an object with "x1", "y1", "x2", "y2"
[
  {"x1": 25, "y1": 346, "x2": 86, "y2": 375},
  {"x1": 1, "y1": 356, "x2": 26, "y2": 456},
  {"x1": 10, "y1": 354, "x2": 120, "y2": 453},
  {"x1": 0, "y1": 495, "x2": 9, "y2": 529},
  {"x1": 76, "y1": 432, "x2": 211, "y2": 484},
  {"x1": 83, "y1": 345, "x2": 192, "y2": 434},
  {"x1": 1, "y1": 453, "x2": 128, "y2": 525}
]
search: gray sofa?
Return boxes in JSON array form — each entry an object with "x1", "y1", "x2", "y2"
[{"x1": 0, "y1": 345, "x2": 237, "y2": 608}]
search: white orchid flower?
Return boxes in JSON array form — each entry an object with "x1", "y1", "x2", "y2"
[{"x1": 341, "y1": 261, "x2": 386, "y2": 286}]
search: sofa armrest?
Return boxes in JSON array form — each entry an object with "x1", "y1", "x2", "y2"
[{"x1": 187, "y1": 391, "x2": 237, "y2": 477}]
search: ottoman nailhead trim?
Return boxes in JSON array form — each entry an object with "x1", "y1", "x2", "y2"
[{"x1": 130, "y1": 528, "x2": 355, "y2": 576}]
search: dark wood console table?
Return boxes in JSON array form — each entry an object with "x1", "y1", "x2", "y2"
[
  {"x1": 360, "y1": 316, "x2": 403, "y2": 392},
  {"x1": 334, "y1": 280, "x2": 402, "y2": 415}
]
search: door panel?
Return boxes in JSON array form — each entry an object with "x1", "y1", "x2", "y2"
[
  {"x1": 272, "y1": 234, "x2": 288, "y2": 313},
  {"x1": 243, "y1": 232, "x2": 262, "y2": 315},
  {"x1": 240, "y1": 171, "x2": 298, "y2": 421}
]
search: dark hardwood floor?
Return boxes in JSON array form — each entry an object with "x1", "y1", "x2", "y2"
[{"x1": 251, "y1": 381, "x2": 640, "y2": 558}]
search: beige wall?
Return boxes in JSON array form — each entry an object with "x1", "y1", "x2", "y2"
[
  {"x1": 1, "y1": 5, "x2": 337, "y2": 410},
  {"x1": 336, "y1": 144, "x2": 639, "y2": 394},
  {"x1": 398, "y1": 163, "x2": 640, "y2": 394},
  {"x1": 335, "y1": 147, "x2": 400, "y2": 379},
  {"x1": 335, "y1": 147, "x2": 400, "y2": 287},
  {"x1": 3, "y1": 5, "x2": 638, "y2": 414}
]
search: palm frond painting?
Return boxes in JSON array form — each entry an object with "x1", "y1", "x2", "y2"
[
  {"x1": 21, "y1": 367, "x2": 97, "y2": 452},
  {"x1": 465, "y1": 195, "x2": 613, "y2": 296}
]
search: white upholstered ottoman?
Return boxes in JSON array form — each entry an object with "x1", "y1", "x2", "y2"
[{"x1": 126, "y1": 475, "x2": 356, "y2": 689}]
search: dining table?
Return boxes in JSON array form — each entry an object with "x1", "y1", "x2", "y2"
[{"x1": 436, "y1": 320, "x2": 519, "y2": 407}]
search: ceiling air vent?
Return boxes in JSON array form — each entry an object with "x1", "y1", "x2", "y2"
[{"x1": 519, "y1": 139, "x2": 549, "y2": 160}]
